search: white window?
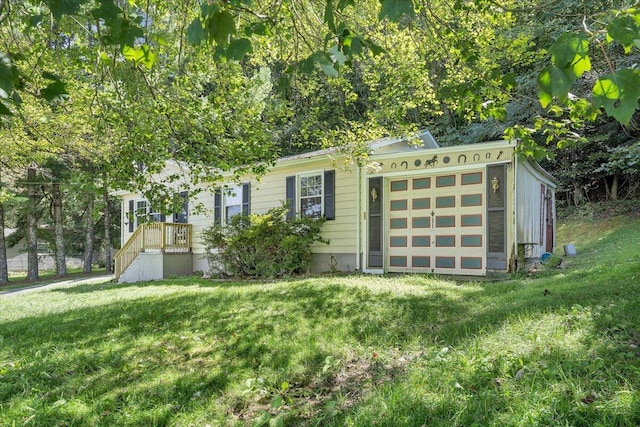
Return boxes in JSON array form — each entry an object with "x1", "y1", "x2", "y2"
[
  {"x1": 134, "y1": 199, "x2": 162, "y2": 228},
  {"x1": 299, "y1": 173, "x2": 323, "y2": 218},
  {"x1": 214, "y1": 183, "x2": 250, "y2": 225},
  {"x1": 225, "y1": 184, "x2": 243, "y2": 221},
  {"x1": 135, "y1": 200, "x2": 149, "y2": 228},
  {"x1": 285, "y1": 170, "x2": 334, "y2": 221}
]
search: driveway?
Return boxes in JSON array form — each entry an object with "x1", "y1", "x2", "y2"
[{"x1": 0, "y1": 274, "x2": 115, "y2": 296}]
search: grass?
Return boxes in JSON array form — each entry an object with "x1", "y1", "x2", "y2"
[{"x1": 1, "y1": 208, "x2": 639, "y2": 426}]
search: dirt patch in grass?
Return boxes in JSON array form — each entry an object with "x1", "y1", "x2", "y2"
[{"x1": 230, "y1": 351, "x2": 417, "y2": 425}]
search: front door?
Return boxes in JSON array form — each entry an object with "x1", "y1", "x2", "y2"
[
  {"x1": 386, "y1": 170, "x2": 486, "y2": 275},
  {"x1": 545, "y1": 188, "x2": 554, "y2": 253},
  {"x1": 486, "y1": 165, "x2": 507, "y2": 270}
]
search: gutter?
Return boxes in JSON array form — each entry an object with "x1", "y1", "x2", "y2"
[
  {"x1": 513, "y1": 152, "x2": 518, "y2": 272},
  {"x1": 355, "y1": 165, "x2": 361, "y2": 272}
]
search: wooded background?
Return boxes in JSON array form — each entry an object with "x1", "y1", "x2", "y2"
[{"x1": 1, "y1": 0, "x2": 638, "y2": 282}]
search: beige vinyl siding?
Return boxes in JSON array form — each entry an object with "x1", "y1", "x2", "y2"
[
  {"x1": 188, "y1": 187, "x2": 214, "y2": 254},
  {"x1": 321, "y1": 167, "x2": 358, "y2": 254},
  {"x1": 250, "y1": 158, "x2": 358, "y2": 255}
]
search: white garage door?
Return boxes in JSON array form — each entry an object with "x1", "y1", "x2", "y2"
[{"x1": 387, "y1": 171, "x2": 486, "y2": 275}]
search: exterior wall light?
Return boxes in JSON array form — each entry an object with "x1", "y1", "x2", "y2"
[{"x1": 491, "y1": 176, "x2": 500, "y2": 193}]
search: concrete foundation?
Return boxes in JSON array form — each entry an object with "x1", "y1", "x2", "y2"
[{"x1": 118, "y1": 252, "x2": 193, "y2": 283}]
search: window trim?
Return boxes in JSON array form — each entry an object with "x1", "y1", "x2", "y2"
[
  {"x1": 298, "y1": 170, "x2": 325, "y2": 218},
  {"x1": 286, "y1": 170, "x2": 335, "y2": 221},
  {"x1": 132, "y1": 198, "x2": 163, "y2": 229},
  {"x1": 214, "y1": 183, "x2": 251, "y2": 225}
]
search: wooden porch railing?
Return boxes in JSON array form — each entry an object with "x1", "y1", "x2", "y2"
[{"x1": 114, "y1": 223, "x2": 192, "y2": 280}]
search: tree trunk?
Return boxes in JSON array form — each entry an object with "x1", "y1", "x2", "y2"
[
  {"x1": 52, "y1": 182, "x2": 67, "y2": 277},
  {"x1": 83, "y1": 191, "x2": 95, "y2": 273},
  {"x1": 27, "y1": 165, "x2": 39, "y2": 281},
  {"x1": 572, "y1": 182, "x2": 585, "y2": 206},
  {"x1": 103, "y1": 177, "x2": 112, "y2": 273},
  {"x1": 610, "y1": 174, "x2": 619, "y2": 200},
  {"x1": 0, "y1": 202, "x2": 9, "y2": 284}
]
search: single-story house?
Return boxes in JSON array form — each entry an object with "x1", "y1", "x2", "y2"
[{"x1": 115, "y1": 131, "x2": 557, "y2": 283}]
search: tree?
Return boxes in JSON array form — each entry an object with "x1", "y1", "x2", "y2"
[
  {"x1": 25, "y1": 163, "x2": 40, "y2": 281},
  {"x1": 0, "y1": 177, "x2": 10, "y2": 284}
]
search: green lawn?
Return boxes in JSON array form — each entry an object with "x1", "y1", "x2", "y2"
[{"x1": 1, "y1": 210, "x2": 639, "y2": 426}]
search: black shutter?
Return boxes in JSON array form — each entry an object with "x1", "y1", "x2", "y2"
[
  {"x1": 324, "y1": 170, "x2": 335, "y2": 220},
  {"x1": 286, "y1": 176, "x2": 296, "y2": 220},
  {"x1": 128, "y1": 200, "x2": 134, "y2": 232},
  {"x1": 214, "y1": 189, "x2": 222, "y2": 225},
  {"x1": 175, "y1": 191, "x2": 188, "y2": 223},
  {"x1": 242, "y1": 183, "x2": 251, "y2": 216}
]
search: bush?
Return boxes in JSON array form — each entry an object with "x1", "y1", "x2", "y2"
[{"x1": 202, "y1": 205, "x2": 328, "y2": 278}]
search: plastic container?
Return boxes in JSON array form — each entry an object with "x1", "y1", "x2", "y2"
[{"x1": 563, "y1": 243, "x2": 577, "y2": 256}]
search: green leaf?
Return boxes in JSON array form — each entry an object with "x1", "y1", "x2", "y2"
[
  {"x1": 0, "y1": 100, "x2": 13, "y2": 116},
  {"x1": 378, "y1": 0, "x2": 415, "y2": 21},
  {"x1": 270, "y1": 395, "x2": 284, "y2": 409},
  {"x1": 325, "y1": 0, "x2": 336, "y2": 32},
  {"x1": 537, "y1": 65, "x2": 572, "y2": 108},
  {"x1": 310, "y1": 52, "x2": 338, "y2": 77},
  {"x1": 592, "y1": 69, "x2": 640, "y2": 124},
  {"x1": 277, "y1": 74, "x2": 291, "y2": 93},
  {"x1": 99, "y1": 14, "x2": 144, "y2": 47},
  {"x1": 122, "y1": 45, "x2": 157, "y2": 69},
  {"x1": 187, "y1": 19, "x2": 205, "y2": 45},
  {"x1": 328, "y1": 45, "x2": 348, "y2": 67},
  {"x1": 226, "y1": 38, "x2": 253, "y2": 60},
  {"x1": 42, "y1": 71, "x2": 61, "y2": 81},
  {"x1": 99, "y1": 51, "x2": 111, "y2": 65},
  {"x1": 41, "y1": 80, "x2": 68, "y2": 103},
  {"x1": 341, "y1": 34, "x2": 361, "y2": 56},
  {"x1": 45, "y1": 0, "x2": 85, "y2": 21},
  {"x1": 206, "y1": 10, "x2": 236, "y2": 46},
  {"x1": 28, "y1": 14, "x2": 44, "y2": 27},
  {"x1": 549, "y1": 32, "x2": 591, "y2": 79},
  {"x1": 269, "y1": 415, "x2": 284, "y2": 427},
  {"x1": 368, "y1": 41, "x2": 385, "y2": 56},
  {"x1": 299, "y1": 57, "x2": 315, "y2": 74},
  {"x1": 91, "y1": 0, "x2": 122, "y2": 21},
  {"x1": 549, "y1": 32, "x2": 588, "y2": 68},
  {"x1": 607, "y1": 15, "x2": 640, "y2": 50},
  {"x1": 487, "y1": 105, "x2": 507, "y2": 121},
  {"x1": 245, "y1": 22, "x2": 270, "y2": 37},
  {"x1": 338, "y1": 0, "x2": 356, "y2": 10},
  {"x1": 201, "y1": 3, "x2": 215, "y2": 18},
  {"x1": 252, "y1": 412, "x2": 270, "y2": 427},
  {"x1": 502, "y1": 72, "x2": 517, "y2": 90}
]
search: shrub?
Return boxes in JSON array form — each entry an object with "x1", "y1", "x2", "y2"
[{"x1": 202, "y1": 205, "x2": 328, "y2": 278}]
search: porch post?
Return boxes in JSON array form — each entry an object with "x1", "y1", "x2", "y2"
[{"x1": 161, "y1": 223, "x2": 167, "y2": 251}]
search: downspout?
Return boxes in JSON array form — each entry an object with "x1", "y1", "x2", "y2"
[
  {"x1": 121, "y1": 199, "x2": 125, "y2": 251},
  {"x1": 355, "y1": 165, "x2": 361, "y2": 272},
  {"x1": 513, "y1": 150, "x2": 518, "y2": 272}
]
